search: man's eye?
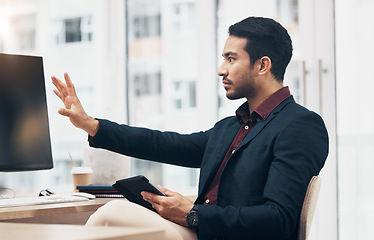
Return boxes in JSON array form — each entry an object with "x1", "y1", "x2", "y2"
[{"x1": 222, "y1": 57, "x2": 234, "y2": 62}]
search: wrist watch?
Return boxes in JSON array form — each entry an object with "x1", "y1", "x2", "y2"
[{"x1": 186, "y1": 204, "x2": 199, "y2": 230}]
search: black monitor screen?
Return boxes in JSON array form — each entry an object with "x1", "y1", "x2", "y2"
[{"x1": 0, "y1": 53, "x2": 53, "y2": 171}]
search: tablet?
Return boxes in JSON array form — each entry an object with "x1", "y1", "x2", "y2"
[{"x1": 112, "y1": 175, "x2": 165, "y2": 212}]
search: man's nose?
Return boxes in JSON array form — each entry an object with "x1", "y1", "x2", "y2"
[{"x1": 218, "y1": 62, "x2": 227, "y2": 77}]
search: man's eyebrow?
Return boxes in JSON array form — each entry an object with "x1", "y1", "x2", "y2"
[{"x1": 223, "y1": 52, "x2": 239, "y2": 57}]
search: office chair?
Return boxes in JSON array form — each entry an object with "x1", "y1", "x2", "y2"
[{"x1": 298, "y1": 176, "x2": 321, "y2": 240}]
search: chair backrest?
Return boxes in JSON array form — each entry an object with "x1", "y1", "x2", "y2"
[{"x1": 298, "y1": 176, "x2": 321, "y2": 240}]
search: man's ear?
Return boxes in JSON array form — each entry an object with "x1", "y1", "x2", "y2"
[{"x1": 257, "y1": 56, "x2": 272, "y2": 76}]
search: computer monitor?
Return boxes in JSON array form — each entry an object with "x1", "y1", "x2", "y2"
[{"x1": 0, "y1": 53, "x2": 53, "y2": 171}]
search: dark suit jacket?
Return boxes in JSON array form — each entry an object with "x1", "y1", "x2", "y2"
[{"x1": 90, "y1": 96, "x2": 329, "y2": 240}]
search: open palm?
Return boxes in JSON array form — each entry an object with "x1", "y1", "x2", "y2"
[{"x1": 52, "y1": 73, "x2": 99, "y2": 136}]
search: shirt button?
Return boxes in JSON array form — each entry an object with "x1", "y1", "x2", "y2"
[
  {"x1": 232, "y1": 149, "x2": 235, "y2": 154},
  {"x1": 244, "y1": 125, "x2": 249, "y2": 130},
  {"x1": 205, "y1": 199, "x2": 210, "y2": 204}
]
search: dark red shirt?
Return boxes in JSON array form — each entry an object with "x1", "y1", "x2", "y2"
[{"x1": 203, "y1": 87, "x2": 291, "y2": 205}]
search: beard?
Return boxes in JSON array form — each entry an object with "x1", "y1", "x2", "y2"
[{"x1": 224, "y1": 74, "x2": 257, "y2": 100}]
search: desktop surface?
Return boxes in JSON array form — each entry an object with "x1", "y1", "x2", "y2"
[
  {"x1": 0, "y1": 222, "x2": 165, "y2": 240},
  {"x1": 0, "y1": 197, "x2": 112, "y2": 221},
  {"x1": 0, "y1": 197, "x2": 165, "y2": 239}
]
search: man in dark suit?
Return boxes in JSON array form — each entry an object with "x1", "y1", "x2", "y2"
[{"x1": 52, "y1": 16, "x2": 328, "y2": 240}]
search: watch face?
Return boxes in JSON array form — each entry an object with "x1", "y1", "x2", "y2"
[{"x1": 187, "y1": 211, "x2": 198, "y2": 227}]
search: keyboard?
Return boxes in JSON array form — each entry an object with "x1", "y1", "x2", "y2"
[{"x1": 0, "y1": 195, "x2": 90, "y2": 208}]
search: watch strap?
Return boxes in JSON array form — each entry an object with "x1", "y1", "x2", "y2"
[{"x1": 186, "y1": 204, "x2": 199, "y2": 230}]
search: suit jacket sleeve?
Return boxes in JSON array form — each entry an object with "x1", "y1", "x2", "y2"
[{"x1": 89, "y1": 119, "x2": 209, "y2": 168}]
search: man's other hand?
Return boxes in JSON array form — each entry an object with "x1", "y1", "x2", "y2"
[{"x1": 141, "y1": 185, "x2": 194, "y2": 226}]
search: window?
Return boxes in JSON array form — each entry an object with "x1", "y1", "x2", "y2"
[
  {"x1": 128, "y1": 0, "x2": 161, "y2": 41},
  {"x1": 172, "y1": 81, "x2": 196, "y2": 110},
  {"x1": 54, "y1": 16, "x2": 92, "y2": 44},
  {"x1": 65, "y1": 18, "x2": 82, "y2": 43},
  {"x1": 172, "y1": 2, "x2": 195, "y2": 32},
  {"x1": 134, "y1": 72, "x2": 162, "y2": 96},
  {"x1": 336, "y1": 1, "x2": 374, "y2": 239},
  {"x1": 133, "y1": 15, "x2": 161, "y2": 39},
  {"x1": 127, "y1": 0, "x2": 199, "y2": 190}
]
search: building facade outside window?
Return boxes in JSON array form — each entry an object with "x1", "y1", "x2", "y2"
[
  {"x1": 54, "y1": 16, "x2": 92, "y2": 44},
  {"x1": 172, "y1": 81, "x2": 196, "y2": 110},
  {"x1": 126, "y1": 0, "x2": 198, "y2": 190},
  {"x1": 172, "y1": 2, "x2": 195, "y2": 32}
]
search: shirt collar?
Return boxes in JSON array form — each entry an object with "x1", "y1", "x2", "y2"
[{"x1": 236, "y1": 86, "x2": 291, "y2": 124}]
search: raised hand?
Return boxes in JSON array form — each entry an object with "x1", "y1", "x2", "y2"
[{"x1": 52, "y1": 72, "x2": 99, "y2": 136}]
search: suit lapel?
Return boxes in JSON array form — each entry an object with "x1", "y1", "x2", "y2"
[
  {"x1": 237, "y1": 114, "x2": 274, "y2": 149},
  {"x1": 237, "y1": 96, "x2": 294, "y2": 151}
]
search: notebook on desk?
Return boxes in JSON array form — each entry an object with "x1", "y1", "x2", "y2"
[{"x1": 76, "y1": 185, "x2": 124, "y2": 198}]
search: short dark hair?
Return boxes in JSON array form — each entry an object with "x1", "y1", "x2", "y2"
[{"x1": 228, "y1": 16, "x2": 293, "y2": 81}]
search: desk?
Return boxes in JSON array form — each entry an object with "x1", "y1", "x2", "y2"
[
  {"x1": 0, "y1": 198, "x2": 113, "y2": 224},
  {"x1": 0, "y1": 198, "x2": 165, "y2": 239},
  {"x1": 0, "y1": 222, "x2": 165, "y2": 240}
]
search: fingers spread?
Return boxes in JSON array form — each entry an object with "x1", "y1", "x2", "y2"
[
  {"x1": 53, "y1": 89, "x2": 63, "y2": 100},
  {"x1": 52, "y1": 75, "x2": 68, "y2": 98},
  {"x1": 64, "y1": 72, "x2": 76, "y2": 95}
]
